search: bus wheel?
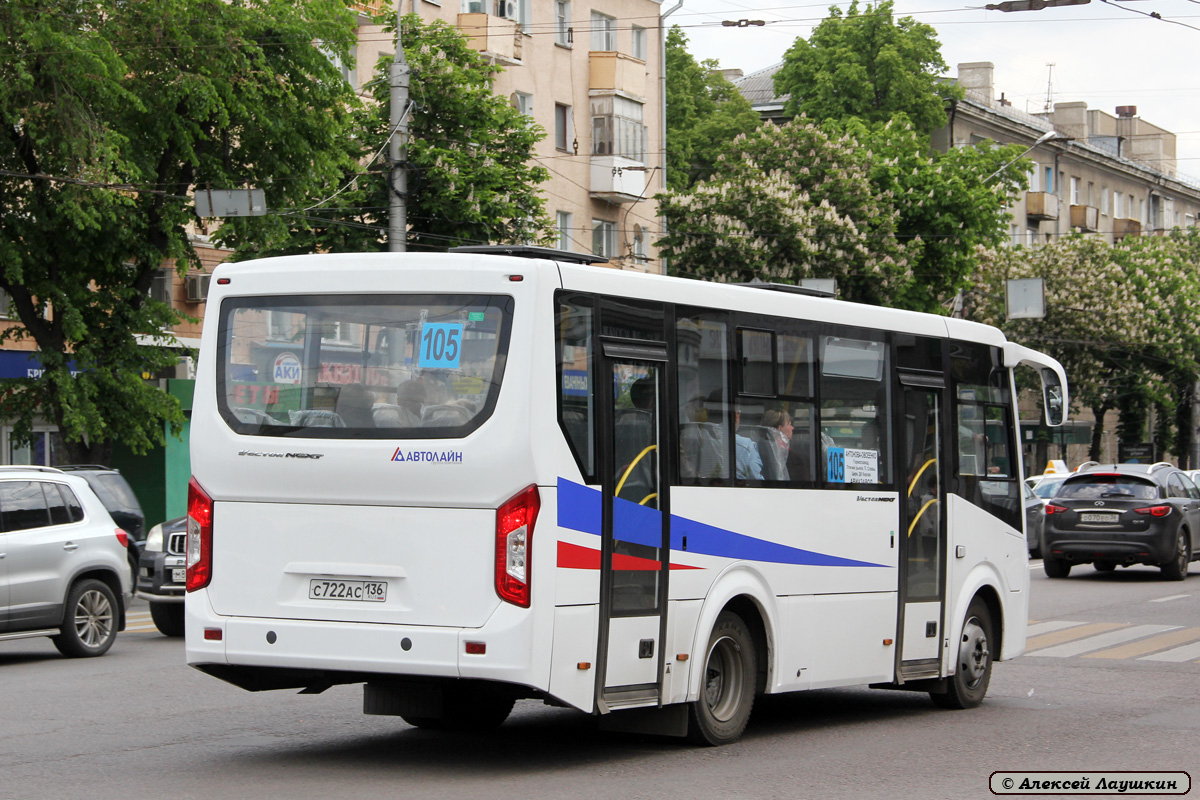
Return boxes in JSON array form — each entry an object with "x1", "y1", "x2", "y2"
[
  {"x1": 687, "y1": 611, "x2": 756, "y2": 746},
  {"x1": 400, "y1": 685, "x2": 515, "y2": 731},
  {"x1": 930, "y1": 597, "x2": 993, "y2": 710}
]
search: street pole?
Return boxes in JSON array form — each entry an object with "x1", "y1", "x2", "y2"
[{"x1": 388, "y1": 5, "x2": 410, "y2": 253}]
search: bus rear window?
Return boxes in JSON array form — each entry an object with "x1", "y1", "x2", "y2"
[{"x1": 216, "y1": 294, "x2": 513, "y2": 438}]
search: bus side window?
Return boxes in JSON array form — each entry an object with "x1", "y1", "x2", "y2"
[
  {"x1": 556, "y1": 293, "x2": 596, "y2": 482},
  {"x1": 676, "y1": 311, "x2": 730, "y2": 485}
]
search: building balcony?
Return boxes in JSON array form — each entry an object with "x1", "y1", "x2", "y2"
[
  {"x1": 589, "y1": 51, "x2": 646, "y2": 99},
  {"x1": 1113, "y1": 217, "x2": 1142, "y2": 241},
  {"x1": 349, "y1": 0, "x2": 386, "y2": 15},
  {"x1": 457, "y1": 12, "x2": 523, "y2": 66},
  {"x1": 1026, "y1": 192, "x2": 1058, "y2": 221},
  {"x1": 590, "y1": 157, "x2": 646, "y2": 204},
  {"x1": 1070, "y1": 205, "x2": 1099, "y2": 232}
]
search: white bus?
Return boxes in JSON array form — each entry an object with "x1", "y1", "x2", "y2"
[{"x1": 184, "y1": 246, "x2": 1067, "y2": 745}]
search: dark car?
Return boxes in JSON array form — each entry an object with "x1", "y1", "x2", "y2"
[
  {"x1": 137, "y1": 515, "x2": 187, "y2": 636},
  {"x1": 1042, "y1": 462, "x2": 1200, "y2": 580},
  {"x1": 1023, "y1": 481, "x2": 1046, "y2": 558},
  {"x1": 56, "y1": 465, "x2": 146, "y2": 587}
]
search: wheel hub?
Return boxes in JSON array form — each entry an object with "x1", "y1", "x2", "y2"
[{"x1": 958, "y1": 617, "x2": 990, "y2": 688}]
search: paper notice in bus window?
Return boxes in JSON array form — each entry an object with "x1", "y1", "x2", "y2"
[
  {"x1": 418, "y1": 323, "x2": 464, "y2": 369},
  {"x1": 826, "y1": 448, "x2": 879, "y2": 484}
]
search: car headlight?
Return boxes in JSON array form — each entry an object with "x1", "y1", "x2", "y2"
[{"x1": 144, "y1": 523, "x2": 164, "y2": 552}]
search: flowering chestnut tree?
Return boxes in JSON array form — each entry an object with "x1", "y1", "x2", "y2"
[{"x1": 969, "y1": 231, "x2": 1200, "y2": 461}]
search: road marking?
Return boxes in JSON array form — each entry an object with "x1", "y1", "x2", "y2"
[
  {"x1": 1138, "y1": 640, "x2": 1200, "y2": 663},
  {"x1": 1030, "y1": 624, "x2": 1179, "y2": 658},
  {"x1": 1084, "y1": 627, "x2": 1200, "y2": 659},
  {"x1": 125, "y1": 611, "x2": 158, "y2": 634},
  {"x1": 1026, "y1": 620, "x2": 1088, "y2": 637},
  {"x1": 1025, "y1": 622, "x2": 1126, "y2": 651},
  {"x1": 1150, "y1": 594, "x2": 1192, "y2": 603}
]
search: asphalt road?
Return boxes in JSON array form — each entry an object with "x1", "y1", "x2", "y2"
[{"x1": 2, "y1": 561, "x2": 1197, "y2": 800}]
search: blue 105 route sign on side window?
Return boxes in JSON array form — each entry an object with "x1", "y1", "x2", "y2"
[{"x1": 419, "y1": 323, "x2": 463, "y2": 369}]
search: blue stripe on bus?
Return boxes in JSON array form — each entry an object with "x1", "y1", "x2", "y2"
[{"x1": 557, "y1": 478, "x2": 884, "y2": 568}]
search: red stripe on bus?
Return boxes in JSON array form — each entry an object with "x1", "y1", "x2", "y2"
[{"x1": 556, "y1": 541, "x2": 701, "y2": 571}]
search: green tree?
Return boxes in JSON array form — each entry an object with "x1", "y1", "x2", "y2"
[
  {"x1": 845, "y1": 119, "x2": 1030, "y2": 312},
  {"x1": 969, "y1": 232, "x2": 1200, "y2": 461},
  {"x1": 221, "y1": 14, "x2": 552, "y2": 256},
  {"x1": 0, "y1": 0, "x2": 358, "y2": 464},
  {"x1": 657, "y1": 119, "x2": 914, "y2": 305},
  {"x1": 664, "y1": 26, "x2": 761, "y2": 191},
  {"x1": 774, "y1": 0, "x2": 961, "y2": 135}
]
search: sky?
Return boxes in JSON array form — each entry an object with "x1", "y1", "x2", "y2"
[{"x1": 669, "y1": 0, "x2": 1200, "y2": 178}]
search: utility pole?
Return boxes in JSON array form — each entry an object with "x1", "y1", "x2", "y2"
[{"x1": 388, "y1": 5, "x2": 410, "y2": 253}]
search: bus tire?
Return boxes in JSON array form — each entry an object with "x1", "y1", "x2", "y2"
[
  {"x1": 930, "y1": 597, "x2": 993, "y2": 710},
  {"x1": 687, "y1": 611, "x2": 756, "y2": 746},
  {"x1": 400, "y1": 685, "x2": 515, "y2": 731}
]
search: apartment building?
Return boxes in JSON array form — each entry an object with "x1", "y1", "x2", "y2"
[
  {"x1": 942, "y1": 62, "x2": 1200, "y2": 246},
  {"x1": 351, "y1": 0, "x2": 666, "y2": 270}
]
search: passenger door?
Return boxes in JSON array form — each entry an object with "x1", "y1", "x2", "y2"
[
  {"x1": 2, "y1": 481, "x2": 69, "y2": 630},
  {"x1": 896, "y1": 377, "x2": 949, "y2": 680},
  {"x1": 595, "y1": 309, "x2": 671, "y2": 711}
]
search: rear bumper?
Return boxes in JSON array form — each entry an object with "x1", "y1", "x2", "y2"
[
  {"x1": 185, "y1": 589, "x2": 545, "y2": 691},
  {"x1": 1043, "y1": 528, "x2": 1175, "y2": 564}
]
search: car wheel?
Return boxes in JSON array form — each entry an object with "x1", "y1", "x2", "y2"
[
  {"x1": 52, "y1": 579, "x2": 119, "y2": 658},
  {"x1": 149, "y1": 602, "x2": 185, "y2": 637},
  {"x1": 930, "y1": 597, "x2": 993, "y2": 710},
  {"x1": 1160, "y1": 530, "x2": 1190, "y2": 581},
  {"x1": 687, "y1": 611, "x2": 757, "y2": 746},
  {"x1": 1043, "y1": 556, "x2": 1071, "y2": 578},
  {"x1": 1093, "y1": 560, "x2": 1116, "y2": 572}
]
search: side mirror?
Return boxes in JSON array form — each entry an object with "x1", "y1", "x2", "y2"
[{"x1": 1042, "y1": 368, "x2": 1064, "y2": 426}]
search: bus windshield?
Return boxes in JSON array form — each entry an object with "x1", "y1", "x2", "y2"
[{"x1": 216, "y1": 293, "x2": 514, "y2": 438}]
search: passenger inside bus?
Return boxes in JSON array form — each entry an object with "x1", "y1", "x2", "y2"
[{"x1": 335, "y1": 383, "x2": 376, "y2": 428}]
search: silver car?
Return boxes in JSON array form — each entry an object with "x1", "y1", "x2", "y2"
[{"x1": 0, "y1": 466, "x2": 131, "y2": 656}]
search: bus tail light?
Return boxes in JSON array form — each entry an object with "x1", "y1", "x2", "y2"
[
  {"x1": 496, "y1": 484, "x2": 539, "y2": 608},
  {"x1": 186, "y1": 476, "x2": 214, "y2": 592}
]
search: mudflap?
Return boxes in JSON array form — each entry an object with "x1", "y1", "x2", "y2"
[{"x1": 597, "y1": 704, "x2": 689, "y2": 738}]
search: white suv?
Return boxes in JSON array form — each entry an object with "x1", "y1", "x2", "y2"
[{"x1": 0, "y1": 466, "x2": 131, "y2": 657}]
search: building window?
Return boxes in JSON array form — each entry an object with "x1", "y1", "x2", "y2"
[
  {"x1": 5, "y1": 429, "x2": 63, "y2": 466},
  {"x1": 1027, "y1": 167, "x2": 1038, "y2": 193},
  {"x1": 592, "y1": 219, "x2": 616, "y2": 257},
  {"x1": 631, "y1": 25, "x2": 647, "y2": 60},
  {"x1": 0, "y1": 287, "x2": 10, "y2": 319},
  {"x1": 632, "y1": 224, "x2": 648, "y2": 262},
  {"x1": 1070, "y1": 176, "x2": 1080, "y2": 205},
  {"x1": 1087, "y1": 181, "x2": 1094, "y2": 206},
  {"x1": 557, "y1": 211, "x2": 574, "y2": 251},
  {"x1": 150, "y1": 268, "x2": 174, "y2": 308},
  {"x1": 1114, "y1": 191, "x2": 1124, "y2": 218},
  {"x1": 513, "y1": 91, "x2": 533, "y2": 120},
  {"x1": 555, "y1": 0, "x2": 571, "y2": 46},
  {"x1": 591, "y1": 11, "x2": 616, "y2": 51},
  {"x1": 554, "y1": 103, "x2": 571, "y2": 151},
  {"x1": 590, "y1": 95, "x2": 646, "y2": 162},
  {"x1": 1101, "y1": 186, "x2": 1109, "y2": 215},
  {"x1": 1043, "y1": 166, "x2": 1054, "y2": 195}
]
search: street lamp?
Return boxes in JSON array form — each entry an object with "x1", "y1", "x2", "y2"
[{"x1": 985, "y1": 129, "x2": 1070, "y2": 182}]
